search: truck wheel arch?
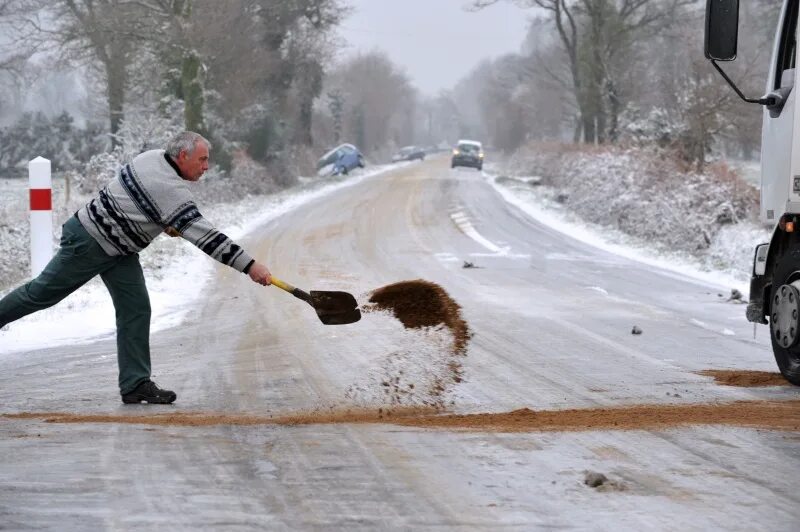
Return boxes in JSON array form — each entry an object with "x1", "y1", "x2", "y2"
[
  {"x1": 760, "y1": 224, "x2": 800, "y2": 319},
  {"x1": 768, "y1": 243, "x2": 800, "y2": 385}
]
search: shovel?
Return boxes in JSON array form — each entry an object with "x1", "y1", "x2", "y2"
[{"x1": 271, "y1": 277, "x2": 361, "y2": 325}]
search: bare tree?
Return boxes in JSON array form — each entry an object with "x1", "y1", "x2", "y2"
[
  {"x1": 473, "y1": 0, "x2": 692, "y2": 144},
  {"x1": 140, "y1": 0, "x2": 206, "y2": 133},
  {"x1": 326, "y1": 51, "x2": 417, "y2": 155},
  {"x1": 101, "y1": 0, "x2": 219, "y2": 135},
  {"x1": 23, "y1": 0, "x2": 147, "y2": 146},
  {"x1": 417, "y1": 92, "x2": 463, "y2": 147},
  {"x1": 253, "y1": 0, "x2": 346, "y2": 147},
  {"x1": 326, "y1": 88, "x2": 344, "y2": 144},
  {"x1": 282, "y1": 13, "x2": 340, "y2": 147},
  {"x1": 194, "y1": 0, "x2": 271, "y2": 118},
  {"x1": 0, "y1": 0, "x2": 43, "y2": 74}
]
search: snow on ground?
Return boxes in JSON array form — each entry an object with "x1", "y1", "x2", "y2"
[
  {"x1": 727, "y1": 158, "x2": 761, "y2": 188},
  {"x1": 486, "y1": 170, "x2": 758, "y2": 297},
  {"x1": 0, "y1": 163, "x2": 407, "y2": 355},
  {"x1": 501, "y1": 146, "x2": 765, "y2": 279}
]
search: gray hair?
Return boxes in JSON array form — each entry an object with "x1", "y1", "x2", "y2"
[{"x1": 165, "y1": 131, "x2": 210, "y2": 157}]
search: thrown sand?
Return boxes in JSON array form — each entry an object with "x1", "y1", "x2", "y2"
[
  {"x1": 698, "y1": 370, "x2": 789, "y2": 387},
  {"x1": 347, "y1": 280, "x2": 471, "y2": 408},
  {"x1": 365, "y1": 279, "x2": 470, "y2": 356}
]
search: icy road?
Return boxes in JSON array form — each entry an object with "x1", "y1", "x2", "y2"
[{"x1": 1, "y1": 158, "x2": 799, "y2": 530}]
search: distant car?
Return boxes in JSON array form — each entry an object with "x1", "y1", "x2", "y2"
[
  {"x1": 392, "y1": 146, "x2": 426, "y2": 162},
  {"x1": 451, "y1": 140, "x2": 484, "y2": 171},
  {"x1": 317, "y1": 143, "x2": 365, "y2": 176}
]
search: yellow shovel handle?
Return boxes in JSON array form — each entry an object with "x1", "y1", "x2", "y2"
[
  {"x1": 270, "y1": 277, "x2": 295, "y2": 293},
  {"x1": 270, "y1": 276, "x2": 313, "y2": 305}
]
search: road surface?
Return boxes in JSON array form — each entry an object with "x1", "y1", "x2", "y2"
[{"x1": 1, "y1": 158, "x2": 798, "y2": 530}]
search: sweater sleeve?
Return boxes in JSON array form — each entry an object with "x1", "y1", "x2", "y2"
[{"x1": 164, "y1": 201, "x2": 255, "y2": 273}]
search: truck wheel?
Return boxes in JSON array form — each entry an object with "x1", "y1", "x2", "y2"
[{"x1": 769, "y1": 245, "x2": 800, "y2": 385}]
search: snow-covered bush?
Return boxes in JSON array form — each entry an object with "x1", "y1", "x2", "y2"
[
  {"x1": 75, "y1": 152, "x2": 122, "y2": 194},
  {"x1": 620, "y1": 107, "x2": 685, "y2": 149},
  {"x1": 110, "y1": 108, "x2": 184, "y2": 161},
  {"x1": 503, "y1": 143, "x2": 761, "y2": 265},
  {"x1": 74, "y1": 112, "x2": 184, "y2": 194},
  {"x1": 0, "y1": 216, "x2": 28, "y2": 292},
  {"x1": 285, "y1": 144, "x2": 320, "y2": 178},
  {"x1": 0, "y1": 112, "x2": 107, "y2": 176},
  {"x1": 192, "y1": 151, "x2": 281, "y2": 205}
]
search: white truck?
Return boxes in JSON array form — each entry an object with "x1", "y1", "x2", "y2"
[{"x1": 705, "y1": 0, "x2": 799, "y2": 384}]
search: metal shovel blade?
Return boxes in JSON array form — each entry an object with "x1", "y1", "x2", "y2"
[
  {"x1": 271, "y1": 277, "x2": 361, "y2": 326},
  {"x1": 310, "y1": 290, "x2": 361, "y2": 325}
]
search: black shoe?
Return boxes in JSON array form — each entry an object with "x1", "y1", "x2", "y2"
[{"x1": 121, "y1": 380, "x2": 177, "y2": 404}]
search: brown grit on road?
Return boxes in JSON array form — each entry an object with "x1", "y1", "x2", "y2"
[
  {"x1": 697, "y1": 369, "x2": 789, "y2": 387},
  {"x1": 6, "y1": 399, "x2": 800, "y2": 433}
]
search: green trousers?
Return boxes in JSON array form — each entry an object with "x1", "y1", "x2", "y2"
[{"x1": 0, "y1": 216, "x2": 151, "y2": 394}]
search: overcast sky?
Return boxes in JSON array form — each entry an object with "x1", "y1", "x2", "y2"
[{"x1": 339, "y1": 0, "x2": 532, "y2": 97}]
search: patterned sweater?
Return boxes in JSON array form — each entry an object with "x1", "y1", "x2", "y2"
[{"x1": 77, "y1": 149, "x2": 254, "y2": 273}]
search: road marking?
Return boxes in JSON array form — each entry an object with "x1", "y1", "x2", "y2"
[
  {"x1": 690, "y1": 318, "x2": 736, "y2": 336},
  {"x1": 449, "y1": 208, "x2": 530, "y2": 259},
  {"x1": 586, "y1": 286, "x2": 609, "y2": 296},
  {"x1": 435, "y1": 252, "x2": 460, "y2": 263},
  {"x1": 450, "y1": 209, "x2": 502, "y2": 252},
  {"x1": 545, "y1": 252, "x2": 628, "y2": 267}
]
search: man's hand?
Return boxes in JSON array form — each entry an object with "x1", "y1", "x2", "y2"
[
  {"x1": 248, "y1": 262, "x2": 272, "y2": 286},
  {"x1": 164, "y1": 226, "x2": 181, "y2": 238}
]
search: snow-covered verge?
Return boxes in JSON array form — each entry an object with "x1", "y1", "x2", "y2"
[{"x1": 491, "y1": 143, "x2": 769, "y2": 286}]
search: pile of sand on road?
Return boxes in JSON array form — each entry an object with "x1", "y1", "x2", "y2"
[
  {"x1": 698, "y1": 369, "x2": 789, "y2": 387},
  {"x1": 9, "y1": 399, "x2": 800, "y2": 432}
]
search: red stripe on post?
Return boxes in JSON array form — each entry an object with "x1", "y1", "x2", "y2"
[{"x1": 30, "y1": 189, "x2": 52, "y2": 211}]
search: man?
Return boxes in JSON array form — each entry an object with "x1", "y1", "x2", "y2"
[{"x1": 0, "y1": 131, "x2": 272, "y2": 404}]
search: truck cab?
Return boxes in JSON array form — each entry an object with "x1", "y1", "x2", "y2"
[{"x1": 706, "y1": 0, "x2": 800, "y2": 384}]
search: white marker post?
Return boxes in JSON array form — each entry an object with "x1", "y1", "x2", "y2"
[{"x1": 28, "y1": 156, "x2": 53, "y2": 277}]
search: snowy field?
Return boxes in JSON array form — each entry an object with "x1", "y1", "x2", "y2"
[{"x1": 1, "y1": 156, "x2": 766, "y2": 355}]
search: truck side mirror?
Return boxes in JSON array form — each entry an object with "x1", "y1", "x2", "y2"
[{"x1": 704, "y1": 0, "x2": 740, "y2": 61}]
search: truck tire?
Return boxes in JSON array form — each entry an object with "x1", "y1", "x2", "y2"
[{"x1": 769, "y1": 245, "x2": 800, "y2": 385}]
